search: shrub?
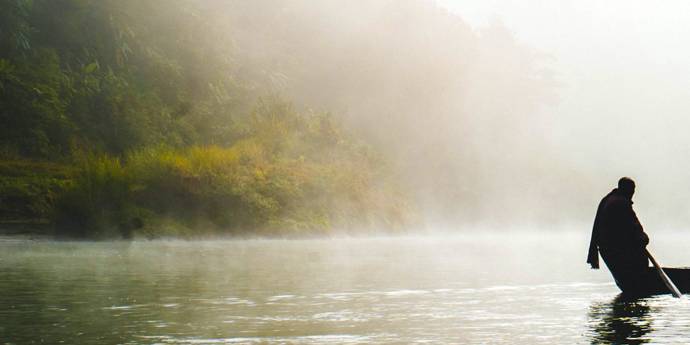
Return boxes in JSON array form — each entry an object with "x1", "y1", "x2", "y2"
[
  {"x1": 53, "y1": 153, "x2": 132, "y2": 238},
  {"x1": 50, "y1": 101, "x2": 416, "y2": 238},
  {"x1": 0, "y1": 160, "x2": 71, "y2": 221}
]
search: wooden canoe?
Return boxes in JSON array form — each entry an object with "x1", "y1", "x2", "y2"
[{"x1": 612, "y1": 267, "x2": 690, "y2": 296}]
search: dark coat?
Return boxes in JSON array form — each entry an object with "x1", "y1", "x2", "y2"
[{"x1": 587, "y1": 188, "x2": 649, "y2": 272}]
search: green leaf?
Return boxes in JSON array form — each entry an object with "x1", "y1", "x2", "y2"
[
  {"x1": 0, "y1": 59, "x2": 10, "y2": 73},
  {"x1": 83, "y1": 62, "x2": 99, "y2": 74}
]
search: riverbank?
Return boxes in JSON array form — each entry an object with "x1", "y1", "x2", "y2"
[
  {"x1": 0, "y1": 149, "x2": 415, "y2": 240},
  {"x1": 0, "y1": 220, "x2": 53, "y2": 241},
  {"x1": 1, "y1": 1, "x2": 418, "y2": 240},
  {"x1": 0, "y1": 160, "x2": 70, "y2": 238}
]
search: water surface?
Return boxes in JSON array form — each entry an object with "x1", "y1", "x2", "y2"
[{"x1": 2, "y1": 232, "x2": 690, "y2": 344}]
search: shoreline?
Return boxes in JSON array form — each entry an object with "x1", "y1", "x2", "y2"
[{"x1": 0, "y1": 220, "x2": 53, "y2": 239}]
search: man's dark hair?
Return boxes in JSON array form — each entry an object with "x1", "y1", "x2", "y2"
[{"x1": 618, "y1": 177, "x2": 635, "y2": 190}]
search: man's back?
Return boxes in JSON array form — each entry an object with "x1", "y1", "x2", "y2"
[
  {"x1": 597, "y1": 190, "x2": 647, "y2": 252},
  {"x1": 587, "y1": 181, "x2": 649, "y2": 273}
]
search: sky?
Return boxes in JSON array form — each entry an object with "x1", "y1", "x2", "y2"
[{"x1": 436, "y1": 0, "x2": 690, "y2": 229}]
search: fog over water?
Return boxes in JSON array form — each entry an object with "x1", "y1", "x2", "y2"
[
  {"x1": 5, "y1": 233, "x2": 690, "y2": 344},
  {"x1": 215, "y1": 0, "x2": 690, "y2": 231}
]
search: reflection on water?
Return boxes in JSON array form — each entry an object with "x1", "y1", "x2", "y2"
[{"x1": 588, "y1": 295, "x2": 654, "y2": 345}]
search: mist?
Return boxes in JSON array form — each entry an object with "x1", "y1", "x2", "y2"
[
  {"x1": 5, "y1": 0, "x2": 687, "y2": 234},
  {"x1": 5, "y1": 2, "x2": 690, "y2": 342},
  {"x1": 437, "y1": 0, "x2": 690, "y2": 231},
  {"x1": 202, "y1": 0, "x2": 575, "y2": 229},
  {"x1": 209, "y1": 0, "x2": 690, "y2": 231}
]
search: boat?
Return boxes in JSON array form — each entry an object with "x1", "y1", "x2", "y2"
[{"x1": 610, "y1": 267, "x2": 690, "y2": 296}]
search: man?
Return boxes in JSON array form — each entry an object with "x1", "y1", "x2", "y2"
[{"x1": 587, "y1": 177, "x2": 650, "y2": 280}]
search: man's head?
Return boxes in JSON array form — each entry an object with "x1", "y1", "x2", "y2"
[{"x1": 618, "y1": 177, "x2": 635, "y2": 199}]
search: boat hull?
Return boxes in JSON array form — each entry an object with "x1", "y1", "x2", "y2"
[{"x1": 613, "y1": 267, "x2": 690, "y2": 296}]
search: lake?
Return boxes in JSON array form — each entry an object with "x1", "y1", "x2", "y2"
[{"x1": 2, "y1": 231, "x2": 690, "y2": 344}]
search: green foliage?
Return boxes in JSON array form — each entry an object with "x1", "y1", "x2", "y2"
[
  {"x1": 51, "y1": 101, "x2": 415, "y2": 238},
  {"x1": 0, "y1": 0, "x2": 34, "y2": 56},
  {"x1": 0, "y1": 50, "x2": 72, "y2": 157},
  {"x1": 53, "y1": 153, "x2": 132, "y2": 237},
  {"x1": 0, "y1": 160, "x2": 71, "y2": 221},
  {"x1": 2, "y1": 1, "x2": 417, "y2": 237},
  {"x1": 0, "y1": 0, "x2": 252, "y2": 157}
]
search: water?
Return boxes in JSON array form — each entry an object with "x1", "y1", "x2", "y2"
[{"x1": 2, "y1": 232, "x2": 690, "y2": 344}]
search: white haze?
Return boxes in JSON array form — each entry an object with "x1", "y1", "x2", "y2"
[
  {"x1": 438, "y1": 0, "x2": 690, "y2": 231},
  {"x1": 213, "y1": 0, "x2": 690, "y2": 231}
]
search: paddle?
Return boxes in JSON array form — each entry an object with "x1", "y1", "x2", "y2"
[{"x1": 645, "y1": 249, "x2": 682, "y2": 298}]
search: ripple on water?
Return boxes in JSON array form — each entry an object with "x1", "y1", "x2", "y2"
[
  {"x1": 160, "y1": 334, "x2": 375, "y2": 344},
  {"x1": 7, "y1": 235, "x2": 690, "y2": 344},
  {"x1": 312, "y1": 311, "x2": 372, "y2": 322},
  {"x1": 266, "y1": 294, "x2": 298, "y2": 302},
  {"x1": 102, "y1": 304, "x2": 147, "y2": 310}
]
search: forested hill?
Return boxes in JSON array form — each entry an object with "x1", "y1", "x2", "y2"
[
  {"x1": 1, "y1": 0, "x2": 557, "y2": 238},
  {"x1": 0, "y1": 0, "x2": 414, "y2": 238}
]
